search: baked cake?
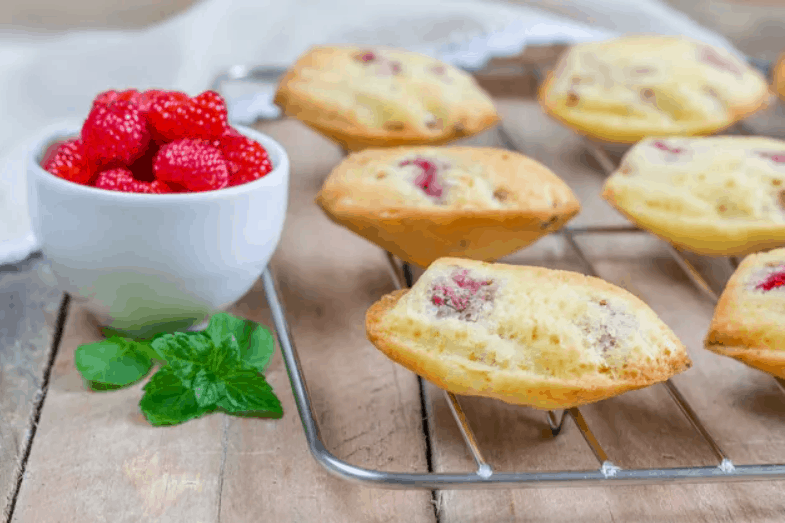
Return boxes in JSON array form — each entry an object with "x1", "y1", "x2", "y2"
[
  {"x1": 274, "y1": 46, "x2": 500, "y2": 152},
  {"x1": 706, "y1": 248, "x2": 785, "y2": 378},
  {"x1": 366, "y1": 258, "x2": 691, "y2": 409},
  {"x1": 539, "y1": 35, "x2": 771, "y2": 144},
  {"x1": 774, "y1": 51, "x2": 785, "y2": 101},
  {"x1": 316, "y1": 146, "x2": 581, "y2": 267},
  {"x1": 602, "y1": 136, "x2": 785, "y2": 256}
]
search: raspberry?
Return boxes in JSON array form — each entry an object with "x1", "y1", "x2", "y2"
[
  {"x1": 43, "y1": 138, "x2": 94, "y2": 185},
  {"x1": 400, "y1": 158, "x2": 443, "y2": 197},
  {"x1": 760, "y1": 152, "x2": 785, "y2": 164},
  {"x1": 136, "y1": 89, "x2": 166, "y2": 116},
  {"x1": 128, "y1": 141, "x2": 162, "y2": 182},
  {"x1": 148, "y1": 90, "x2": 228, "y2": 142},
  {"x1": 699, "y1": 46, "x2": 742, "y2": 77},
  {"x1": 355, "y1": 51, "x2": 376, "y2": 62},
  {"x1": 94, "y1": 168, "x2": 171, "y2": 194},
  {"x1": 81, "y1": 100, "x2": 150, "y2": 168},
  {"x1": 757, "y1": 270, "x2": 785, "y2": 292},
  {"x1": 93, "y1": 89, "x2": 140, "y2": 108},
  {"x1": 652, "y1": 141, "x2": 684, "y2": 155},
  {"x1": 219, "y1": 133, "x2": 273, "y2": 186},
  {"x1": 153, "y1": 139, "x2": 229, "y2": 192},
  {"x1": 429, "y1": 269, "x2": 496, "y2": 322}
]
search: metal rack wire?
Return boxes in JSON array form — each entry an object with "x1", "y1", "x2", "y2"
[
  {"x1": 220, "y1": 57, "x2": 785, "y2": 489},
  {"x1": 259, "y1": 122, "x2": 785, "y2": 489}
]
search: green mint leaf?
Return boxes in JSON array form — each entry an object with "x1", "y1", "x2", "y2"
[
  {"x1": 210, "y1": 334, "x2": 243, "y2": 374},
  {"x1": 152, "y1": 332, "x2": 213, "y2": 363},
  {"x1": 135, "y1": 341, "x2": 165, "y2": 364},
  {"x1": 246, "y1": 324, "x2": 276, "y2": 373},
  {"x1": 205, "y1": 313, "x2": 276, "y2": 372},
  {"x1": 98, "y1": 329, "x2": 166, "y2": 362},
  {"x1": 191, "y1": 368, "x2": 222, "y2": 409},
  {"x1": 216, "y1": 370, "x2": 283, "y2": 418},
  {"x1": 205, "y1": 313, "x2": 251, "y2": 348},
  {"x1": 140, "y1": 366, "x2": 211, "y2": 426},
  {"x1": 167, "y1": 359, "x2": 201, "y2": 386},
  {"x1": 86, "y1": 381, "x2": 127, "y2": 392},
  {"x1": 74, "y1": 337, "x2": 153, "y2": 388}
]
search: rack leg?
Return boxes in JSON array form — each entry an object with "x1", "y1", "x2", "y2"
[
  {"x1": 444, "y1": 391, "x2": 493, "y2": 478},
  {"x1": 546, "y1": 410, "x2": 568, "y2": 437},
  {"x1": 569, "y1": 407, "x2": 619, "y2": 476}
]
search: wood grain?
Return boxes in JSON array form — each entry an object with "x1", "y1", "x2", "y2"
[
  {"x1": 0, "y1": 256, "x2": 63, "y2": 520},
  {"x1": 215, "y1": 119, "x2": 435, "y2": 522},
  {"x1": 11, "y1": 301, "x2": 228, "y2": 523}
]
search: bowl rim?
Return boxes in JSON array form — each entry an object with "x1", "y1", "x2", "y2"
[{"x1": 27, "y1": 120, "x2": 290, "y2": 202}]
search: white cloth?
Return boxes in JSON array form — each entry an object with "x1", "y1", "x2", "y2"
[{"x1": 0, "y1": 0, "x2": 740, "y2": 265}]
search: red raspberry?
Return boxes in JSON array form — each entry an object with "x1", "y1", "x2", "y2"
[
  {"x1": 153, "y1": 139, "x2": 229, "y2": 192},
  {"x1": 128, "y1": 141, "x2": 162, "y2": 182},
  {"x1": 43, "y1": 138, "x2": 94, "y2": 185},
  {"x1": 94, "y1": 168, "x2": 171, "y2": 194},
  {"x1": 136, "y1": 89, "x2": 166, "y2": 116},
  {"x1": 93, "y1": 89, "x2": 140, "y2": 108},
  {"x1": 81, "y1": 100, "x2": 150, "y2": 168},
  {"x1": 219, "y1": 133, "x2": 273, "y2": 186},
  {"x1": 147, "y1": 90, "x2": 228, "y2": 142},
  {"x1": 193, "y1": 91, "x2": 229, "y2": 134}
]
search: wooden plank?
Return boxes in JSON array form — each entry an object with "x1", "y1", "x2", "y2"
[
  {"x1": 216, "y1": 119, "x2": 435, "y2": 522},
  {"x1": 0, "y1": 256, "x2": 63, "y2": 520},
  {"x1": 11, "y1": 301, "x2": 228, "y2": 523}
]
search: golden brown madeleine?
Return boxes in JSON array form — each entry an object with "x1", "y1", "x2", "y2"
[
  {"x1": 274, "y1": 46, "x2": 500, "y2": 152},
  {"x1": 706, "y1": 248, "x2": 785, "y2": 378},
  {"x1": 602, "y1": 136, "x2": 785, "y2": 257},
  {"x1": 366, "y1": 258, "x2": 691, "y2": 410},
  {"x1": 774, "y1": 52, "x2": 785, "y2": 101},
  {"x1": 539, "y1": 35, "x2": 771, "y2": 144},
  {"x1": 316, "y1": 146, "x2": 581, "y2": 267}
]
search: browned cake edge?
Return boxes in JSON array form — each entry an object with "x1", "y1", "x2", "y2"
[
  {"x1": 273, "y1": 46, "x2": 502, "y2": 152},
  {"x1": 366, "y1": 270, "x2": 692, "y2": 410},
  {"x1": 705, "y1": 250, "x2": 785, "y2": 379},
  {"x1": 314, "y1": 147, "x2": 581, "y2": 267}
]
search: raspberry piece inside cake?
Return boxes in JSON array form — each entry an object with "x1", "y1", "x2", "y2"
[
  {"x1": 580, "y1": 299, "x2": 639, "y2": 358},
  {"x1": 698, "y1": 46, "x2": 742, "y2": 77},
  {"x1": 429, "y1": 268, "x2": 496, "y2": 322},
  {"x1": 759, "y1": 152, "x2": 785, "y2": 164},
  {"x1": 400, "y1": 158, "x2": 444, "y2": 198},
  {"x1": 355, "y1": 51, "x2": 376, "y2": 63},
  {"x1": 652, "y1": 141, "x2": 684, "y2": 155},
  {"x1": 756, "y1": 269, "x2": 785, "y2": 291}
]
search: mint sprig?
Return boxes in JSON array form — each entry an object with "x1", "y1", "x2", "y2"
[
  {"x1": 74, "y1": 313, "x2": 282, "y2": 427},
  {"x1": 75, "y1": 337, "x2": 156, "y2": 390}
]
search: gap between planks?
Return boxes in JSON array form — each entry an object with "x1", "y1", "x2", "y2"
[{"x1": 4, "y1": 293, "x2": 71, "y2": 523}]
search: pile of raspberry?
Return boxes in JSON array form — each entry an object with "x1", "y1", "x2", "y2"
[{"x1": 42, "y1": 89, "x2": 272, "y2": 193}]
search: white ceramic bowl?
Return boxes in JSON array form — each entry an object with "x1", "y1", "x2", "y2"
[{"x1": 27, "y1": 121, "x2": 289, "y2": 337}]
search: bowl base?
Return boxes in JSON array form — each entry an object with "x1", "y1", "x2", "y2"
[{"x1": 98, "y1": 314, "x2": 211, "y2": 340}]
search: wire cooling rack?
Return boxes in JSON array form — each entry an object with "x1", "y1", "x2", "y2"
[{"x1": 222, "y1": 57, "x2": 785, "y2": 489}]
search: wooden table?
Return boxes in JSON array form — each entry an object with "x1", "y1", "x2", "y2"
[{"x1": 5, "y1": 5, "x2": 785, "y2": 521}]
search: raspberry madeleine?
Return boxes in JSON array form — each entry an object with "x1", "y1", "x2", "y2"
[
  {"x1": 366, "y1": 258, "x2": 691, "y2": 409},
  {"x1": 706, "y1": 248, "x2": 785, "y2": 378},
  {"x1": 774, "y1": 51, "x2": 785, "y2": 101},
  {"x1": 602, "y1": 137, "x2": 785, "y2": 257},
  {"x1": 316, "y1": 146, "x2": 581, "y2": 267},
  {"x1": 274, "y1": 46, "x2": 500, "y2": 152},
  {"x1": 539, "y1": 35, "x2": 770, "y2": 144}
]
